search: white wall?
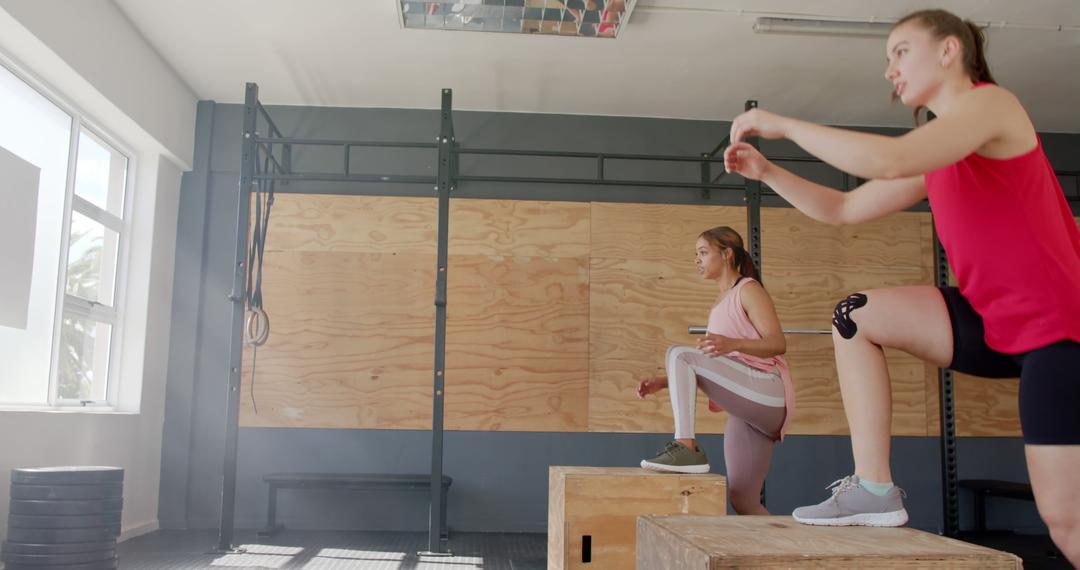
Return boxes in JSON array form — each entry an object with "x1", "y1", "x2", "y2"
[
  {"x1": 0, "y1": 0, "x2": 194, "y2": 542},
  {"x1": 0, "y1": 0, "x2": 195, "y2": 166},
  {"x1": 0, "y1": 155, "x2": 182, "y2": 542}
]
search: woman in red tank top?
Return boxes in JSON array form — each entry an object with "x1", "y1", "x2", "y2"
[{"x1": 722, "y1": 9, "x2": 1080, "y2": 562}]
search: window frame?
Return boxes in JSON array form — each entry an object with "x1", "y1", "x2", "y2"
[
  {"x1": 0, "y1": 56, "x2": 136, "y2": 409},
  {"x1": 51, "y1": 122, "x2": 136, "y2": 408}
]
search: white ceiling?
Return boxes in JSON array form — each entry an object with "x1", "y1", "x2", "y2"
[{"x1": 114, "y1": 0, "x2": 1080, "y2": 131}]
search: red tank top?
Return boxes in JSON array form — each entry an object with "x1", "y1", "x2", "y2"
[{"x1": 925, "y1": 99, "x2": 1080, "y2": 353}]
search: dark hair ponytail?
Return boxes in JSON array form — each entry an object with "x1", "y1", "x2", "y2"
[
  {"x1": 698, "y1": 226, "x2": 761, "y2": 283},
  {"x1": 731, "y1": 245, "x2": 761, "y2": 282},
  {"x1": 963, "y1": 20, "x2": 995, "y2": 84}
]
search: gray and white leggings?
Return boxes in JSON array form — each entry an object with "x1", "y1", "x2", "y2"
[{"x1": 666, "y1": 345, "x2": 786, "y2": 509}]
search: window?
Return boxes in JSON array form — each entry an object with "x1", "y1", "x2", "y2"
[
  {"x1": 57, "y1": 130, "x2": 129, "y2": 404},
  {"x1": 0, "y1": 61, "x2": 132, "y2": 407}
]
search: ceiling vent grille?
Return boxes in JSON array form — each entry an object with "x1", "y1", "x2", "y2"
[{"x1": 399, "y1": 0, "x2": 636, "y2": 38}]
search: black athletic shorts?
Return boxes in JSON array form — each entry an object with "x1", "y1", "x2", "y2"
[{"x1": 939, "y1": 287, "x2": 1080, "y2": 445}]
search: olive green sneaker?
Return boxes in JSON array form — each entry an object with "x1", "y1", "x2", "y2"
[{"x1": 640, "y1": 441, "x2": 710, "y2": 474}]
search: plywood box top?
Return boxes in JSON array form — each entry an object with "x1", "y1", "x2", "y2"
[
  {"x1": 551, "y1": 466, "x2": 727, "y2": 480},
  {"x1": 639, "y1": 515, "x2": 1021, "y2": 568}
]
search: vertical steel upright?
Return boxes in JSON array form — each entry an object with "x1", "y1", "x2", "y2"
[
  {"x1": 743, "y1": 100, "x2": 763, "y2": 274},
  {"x1": 425, "y1": 88, "x2": 455, "y2": 555},
  {"x1": 935, "y1": 233, "x2": 960, "y2": 537},
  {"x1": 216, "y1": 82, "x2": 258, "y2": 552}
]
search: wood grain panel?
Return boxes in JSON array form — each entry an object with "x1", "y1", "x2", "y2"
[
  {"x1": 242, "y1": 195, "x2": 1018, "y2": 436},
  {"x1": 448, "y1": 199, "x2": 590, "y2": 257},
  {"x1": 954, "y1": 373, "x2": 1021, "y2": 437},
  {"x1": 762, "y1": 209, "x2": 931, "y2": 269},
  {"x1": 263, "y1": 195, "x2": 436, "y2": 253},
  {"x1": 240, "y1": 250, "x2": 435, "y2": 428},
  {"x1": 445, "y1": 254, "x2": 589, "y2": 431},
  {"x1": 590, "y1": 203, "x2": 746, "y2": 260},
  {"x1": 761, "y1": 209, "x2": 933, "y2": 330}
]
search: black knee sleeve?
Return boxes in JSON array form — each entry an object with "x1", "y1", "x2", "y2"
[{"x1": 832, "y1": 293, "x2": 868, "y2": 340}]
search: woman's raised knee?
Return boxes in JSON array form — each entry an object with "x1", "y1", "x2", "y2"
[{"x1": 832, "y1": 291, "x2": 870, "y2": 339}]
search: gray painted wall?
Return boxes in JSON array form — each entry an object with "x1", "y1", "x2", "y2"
[{"x1": 161, "y1": 100, "x2": 1080, "y2": 536}]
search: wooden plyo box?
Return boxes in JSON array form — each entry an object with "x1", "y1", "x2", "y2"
[
  {"x1": 637, "y1": 515, "x2": 1023, "y2": 569},
  {"x1": 548, "y1": 467, "x2": 727, "y2": 570}
]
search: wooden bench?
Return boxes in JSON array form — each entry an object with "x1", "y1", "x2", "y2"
[
  {"x1": 959, "y1": 479, "x2": 1035, "y2": 532},
  {"x1": 257, "y1": 473, "x2": 452, "y2": 538}
]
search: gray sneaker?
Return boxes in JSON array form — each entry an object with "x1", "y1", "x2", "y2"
[
  {"x1": 640, "y1": 441, "x2": 710, "y2": 474},
  {"x1": 792, "y1": 475, "x2": 909, "y2": 527}
]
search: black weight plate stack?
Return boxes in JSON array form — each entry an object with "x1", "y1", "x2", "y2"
[{"x1": 3, "y1": 467, "x2": 122, "y2": 569}]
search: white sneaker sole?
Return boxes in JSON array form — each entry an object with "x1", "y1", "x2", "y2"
[
  {"x1": 639, "y1": 460, "x2": 710, "y2": 474},
  {"x1": 792, "y1": 508, "x2": 909, "y2": 527}
]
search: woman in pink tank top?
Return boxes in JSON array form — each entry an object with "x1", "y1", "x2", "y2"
[
  {"x1": 635, "y1": 226, "x2": 795, "y2": 515},
  {"x1": 722, "y1": 8, "x2": 1080, "y2": 560}
]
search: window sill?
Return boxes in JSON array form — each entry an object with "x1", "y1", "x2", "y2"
[{"x1": 0, "y1": 405, "x2": 138, "y2": 415}]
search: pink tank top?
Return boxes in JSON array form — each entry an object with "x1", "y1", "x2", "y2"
[
  {"x1": 705, "y1": 277, "x2": 797, "y2": 439},
  {"x1": 925, "y1": 86, "x2": 1080, "y2": 353}
]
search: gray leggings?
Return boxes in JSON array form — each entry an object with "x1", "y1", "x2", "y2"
[{"x1": 666, "y1": 345, "x2": 786, "y2": 512}]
